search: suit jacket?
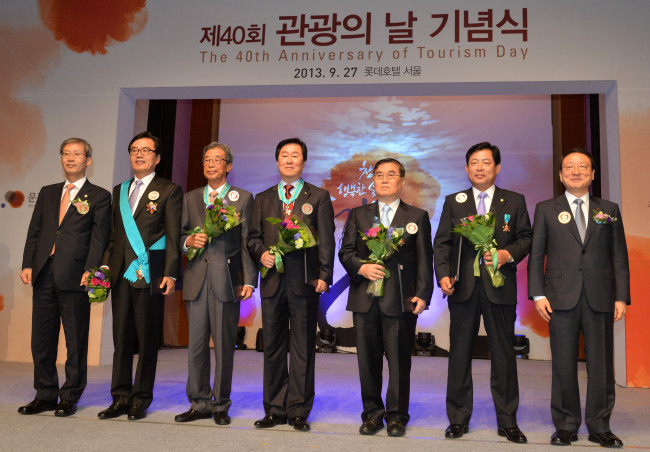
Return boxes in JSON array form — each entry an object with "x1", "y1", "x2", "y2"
[
  {"x1": 339, "y1": 200, "x2": 434, "y2": 316},
  {"x1": 247, "y1": 181, "x2": 335, "y2": 298},
  {"x1": 181, "y1": 185, "x2": 257, "y2": 302},
  {"x1": 22, "y1": 180, "x2": 111, "y2": 291},
  {"x1": 101, "y1": 174, "x2": 183, "y2": 288},
  {"x1": 527, "y1": 195, "x2": 631, "y2": 311},
  {"x1": 433, "y1": 186, "x2": 532, "y2": 305}
]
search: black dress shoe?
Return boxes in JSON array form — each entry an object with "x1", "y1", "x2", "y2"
[
  {"x1": 498, "y1": 426, "x2": 527, "y2": 443},
  {"x1": 54, "y1": 400, "x2": 77, "y2": 417},
  {"x1": 387, "y1": 421, "x2": 406, "y2": 437},
  {"x1": 254, "y1": 413, "x2": 287, "y2": 428},
  {"x1": 445, "y1": 424, "x2": 469, "y2": 439},
  {"x1": 174, "y1": 408, "x2": 211, "y2": 423},
  {"x1": 98, "y1": 401, "x2": 128, "y2": 419},
  {"x1": 127, "y1": 402, "x2": 147, "y2": 420},
  {"x1": 551, "y1": 430, "x2": 578, "y2": 446},
  {"x1": 359, "y1": 419, "x2": 383, "y2": 435},
  {"x1": 289, "y1": 416, "x2": 310, "y2": 431},
  {"x1": 17, "y1": 398, "x2": 57, "y2": 415},
  {"x1": 213, "y1": 411, "x2": 231, "y2": 425},
  {"x1": 588, "y1": 432, "x2": 623, "y2": 448}
]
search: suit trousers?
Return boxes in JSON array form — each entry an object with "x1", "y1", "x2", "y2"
[
  {"x1": 353, "y1": 299, "x2": 417, "y2": 424},
  {"x1": 110, "y1": 276, "x2": 164, "y2": 407},
  {"x1": 261, "y1": 277, "x2": 319, "y2": 418},
  {"x1": 549, "y1": 290, "x2": 615, "y2": 434},
  {"x1": 185, "y1": 282, "x2": 240, "y2": 413},
  {"x1": 447, "y1": 281, "x2": 519, "y2": 428},
  {"x1": 31, "y1": 257, "x2": 90, "y2": 402}
]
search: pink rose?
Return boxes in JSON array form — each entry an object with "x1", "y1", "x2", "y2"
[
  {"x1": 100, "y1": 281, "x2": 110, "y2": 288},
  {"x1": 467, "y1": 215, "x2": 474, "y2": 222},
  {"x1": 366, "y1": 227, "x2": 380, "y2": 238},
  {"x1": 91, "y1": 277, "x2": 100, "y2": 285}
]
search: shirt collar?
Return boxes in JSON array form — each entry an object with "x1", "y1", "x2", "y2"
[
  {"x1": 377, "y1": 198, "x2": 401, "y2": 211},
  {"x1": 471, "y1": 184, "x2": 496, "y2": 200},
  {"x1": 135, "y1": 172, "x2": 156, "y2": 187},
  {"x1": 208, "y1": 182, "x2": 226, "y2": 194},
  {"x1": 64, "y1": 177, "x2": 86, "y2": 191},
  {"x1": 564, "y1": 191, "x2": 589, "y2": 206}
]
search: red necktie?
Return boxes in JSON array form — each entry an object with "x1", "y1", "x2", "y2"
[{"x1": 284, "y1": 184, "x2": 294, "y2": 218}]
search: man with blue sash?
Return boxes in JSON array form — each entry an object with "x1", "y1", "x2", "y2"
[
  {"x1": 175, "y1": 142, "x2": 257, "y2": 425},
  {"x1": 247, "y1": 138, "x2": 335, "y2": 431},
  {"x1": 98, "y1": 131, "x2": 182, "y2": 421}
]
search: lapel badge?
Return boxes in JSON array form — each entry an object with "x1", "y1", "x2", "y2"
[
  {"x1": 455, "y1": 192, "x2": 467, "y2": 203},
  {"x1": 146, "y1": 201, "x2": 158, "y2": 214},
  {"x1": 406, "y1": 222, "x2": 418, "y2": 234},
  {"x1": 228, "y1": 190, "x2": 240, "y2": 202},
  {"x1": 148, "y1": 191, "x2": 159, "y2": 201},
  {"x1": 502, "y1": 213, "x2": 511, "y2": 232},
  {"x1": 558, "y1": 211, "x2": 571, "y2": 224},
  {"x1": 301, "y1": 202, "x2": 314, "y2": 215},
  {"x1": 136, "y1": 268, "x2": 144, "y2": 280}
]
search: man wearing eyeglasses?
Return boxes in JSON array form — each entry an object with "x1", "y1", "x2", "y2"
[
  {"x1": 174, "y1": 142, "x2": 257, "y2": 425},
  {"x1": 339, "y1": 158, "x2": 433, "y2": 437},
  {"x1": 97, "y1": 131, "x2": 182, "y2": 421},
  {"x1": 528, "y1": 148, "x2": 630, "y2": 447},
  {"x1": 247, "y1": 138, "x2": 335, "y2": 432},
  {"x1": 433, "y1": 142, "x2": 531, "y2": 444},
  {"x1": 19, "y1": 137, "x2": 111, "y2": 417}
]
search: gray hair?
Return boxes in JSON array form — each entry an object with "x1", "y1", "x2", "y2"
[
  {"x1": 59, "y1": 137, "x2": 93, "y2": 157},
  {"x1": 202, "y1": 142, "x2": 233, "y2": 163}
]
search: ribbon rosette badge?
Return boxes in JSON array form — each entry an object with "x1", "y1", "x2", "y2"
[{"x1": 71, "y1": 196, "x2": 90, "y2": 215}]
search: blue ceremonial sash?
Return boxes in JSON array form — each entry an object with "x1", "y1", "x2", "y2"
[{"x1": 120, "y1": 180, "x2": 166, "y2": 284}]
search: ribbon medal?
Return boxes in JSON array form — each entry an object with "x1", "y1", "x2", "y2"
[
  {"x1": 278, "y1": 179, "x2": 304, "y2": 219},
  {"x1": 502, "y1": 213, "x2": 511, "y2": 232}
]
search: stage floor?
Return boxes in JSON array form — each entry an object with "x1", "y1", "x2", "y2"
[{"x1": 1, "y1": 349, "x2": 649, "y2": 451}]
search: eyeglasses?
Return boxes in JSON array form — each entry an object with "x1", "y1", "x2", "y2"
[
  {"x1": 61, "y1": 152, "x2": 86, "y2": 159},
  {"x1": 562, "y1": 164, "x2": 592, "y2": 173},
  {"x1": 373, "y1": 172, "x2": 401, "y2": 180},
  {"x1": 129, "y1": 147, "x2": 155, "y2": 156},
  {"x1": 203, "y1": 157, "x2": 228, "y2": 166}
]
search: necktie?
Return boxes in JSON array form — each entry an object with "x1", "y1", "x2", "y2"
[
  {"x1": 381, "y1": 205, "x2": 392, "y2": 228},
  {"x1": 573, "y1": 198, "x2": 586, "y2": 242},
  {"x1": 209, "y1": 190, "x2": 218, "y2": 205},
  {"x1": 477, "y1": 192, "x2": 487, "y2": 215},
  {"x1": 284, "y1": 184, "x2": 293, "y2": 199},
  {"x1": 129, "y1": 180, "x2": 143, "y2": 213},
  {"x1": 59, "y1": 183, "x2": 74, "y2": 224}
]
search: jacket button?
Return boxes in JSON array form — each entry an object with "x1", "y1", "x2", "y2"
[
  {"x1": 582, "y1": 250, "x2": 585, "y2": 254},
  {"x1": 56, "y1": 230, "x2": 61, "y2": 235}
]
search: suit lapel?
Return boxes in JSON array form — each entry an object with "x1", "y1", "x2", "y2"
[
  {"x1": 490, "y1": 187, "x2": 507, "y2": 218},
  {"x1": 365, "y1": 202, "x2": 380, "y2": 227},
  {"x1": 134, "y1": 175, "x2": 159, "y2": 218},
  {"x1": 292, "y1": 182, "x2": 311, "y2": 218},
  {"x1": 583, "y1": 196, "x2": 600, "y2": 246},
  {"x1": 60, "y1": 180, "x2": 90, "y2": 226},
  {"x1": 555, "y1": 195, "x2": 583, "y2": 245},
  {"x1": 391, "y1": 200, "x2": 409, "y2": 228}
]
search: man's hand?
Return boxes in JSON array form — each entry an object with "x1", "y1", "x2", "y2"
[
  {"x1": 358, "y1": 263, "x2": 385, "y2": 281},
  {"x1": 241, "y1": 286, "x2": 253, "y2": 301},
  {"x1": 20, "y1": 268, "x2": 32, "y2": 285},
  {"x1": 614, "y1": 301, "x2": 627, "y2": 322},
  {"x1": 80, "y1": 271, "x2": 91, "y2": 287},
  {"x1": 315, "y1": 279, "x2": 328, "y2": 294},
  {"x1": 535, "y1": 297, "x2": 553, "y2": 322},
  {"x1": 411, "y1": 297, "x2": 427, "y2": 315},
  {"x1": 187, "y1": 233, "x2": 208, "y2": 249},
  {"x1": 483, "y1": 249, "x2": 511, "y2": 269},
  {"x1": 439, "y1": 276, "x2": 455, "y2": 296},
  {"x1": 260, "y1": 251, "x2": 275, "y2": 269},
  {"x1": 160, "y1": 276, "x2": 176, "y2": 296}
]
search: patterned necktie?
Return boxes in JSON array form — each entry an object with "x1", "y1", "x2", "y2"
[
  {"x1": 477, "y1": 192, "x2": 487, "y2": 215},
  {"x1": 59, "y1": 183, "x2": 74, "y2": 224},
  {"x1": 209, "y1": 190, "x2": 218, "y2": 205},
  {"x1": 573, "y1": 198, "x2": 586, "y2": 242},
  {"x1": 284, "y1": 184, "x2": 294, "y2": 218},
  {"x1": 381, "y1": 205, "x2": 392, "y2": 228},
  {"x1": 129, "y1": 179, "x2": 143, "y2": 213}
]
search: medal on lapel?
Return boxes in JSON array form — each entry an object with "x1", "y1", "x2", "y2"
[
  {"x1": 502, "y1": 214, "x2": 511, "y2": 232},
  {"x1": 146, "y1": 201, "x2": 158, "y2": 214}
]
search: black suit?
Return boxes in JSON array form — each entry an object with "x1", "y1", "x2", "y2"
[
  {"x1": 433, "y1": 187, "x2": 531, "y2": 428},
  {"x1": 22, "y1": 180, "x2": 111, "y2": 403},
  {"x1": 339, "y1": 200, "x2": 433, "y2": 424},
  {"x1": 528, "y1": 195, "x2": 630, "y2": 434},
  {"x1": 247, "y1": 181, "x2": 335, "y2": 418},
  {"x1": 101, "y1": 174, "x2": 182, "y2": 407}
]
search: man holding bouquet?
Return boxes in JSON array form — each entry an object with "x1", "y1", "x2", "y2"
[
  {"x1": 339, "y1": 158, "x2": 433, "y2": 437},
  {"x1": 19, "y1": 137, "x2": 111, "y2": 417},
  {"x1": 247, "y1": 138, "x2": 335, "y2": 431},
  {"x1": 175, "y1": 142, "x2": 257, "y2": 425},
  {"x1": 433, "y1": 142, "x2": 531, "y2": 443}
]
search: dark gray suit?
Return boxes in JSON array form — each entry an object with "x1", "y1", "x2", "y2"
[
  {"x1": 528, "y1": 194, "x2": 630, "y2": 434},
  {"x1": 181, "y1": 185, "x2": 257, "y2": 414}
]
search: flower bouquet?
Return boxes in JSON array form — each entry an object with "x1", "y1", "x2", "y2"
[
  {"x1": 358, "y1": 224, "x2": 405, "y2": 297},
  {"x1": 186, "y1": 198, "x2": 241, "y2": 261},
  {"x1": 592, "y1": 209, "x2": 617, "y2": 224},
  {"x1": 87, "y1": 267, "x2": 110, "y2": 303},
  {"x1": 261, "y1": 215, "x2": 318, "y2": 278},
  {"x1": 451, "y1": 212, "x2": 504, "y2": 288}
]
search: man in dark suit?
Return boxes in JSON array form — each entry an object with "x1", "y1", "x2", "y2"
[
  {"x1": 528, "y1": 148, "x2": 630, "y2": 448},
  {"x1": 433, "y1": 142, "x2": 531, "y2": 443},
  {"x1": 247, "y1": 137, "x2": 335, "y2": 431},
  {"x1": 19, "y1": 137, "x2": 111, "y2": 417},
  {"x1": 97, "y1": 131, "x2": 182, "y2": 421},
  {"x1": 175, "y1": 142, "x2": 257, "y2": 425},
  {"x1": 339, "y1": 158, "x2": 433, "y2": 437}
]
